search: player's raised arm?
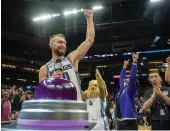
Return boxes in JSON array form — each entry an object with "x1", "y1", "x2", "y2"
[{"x1": 68, "y1": 9, "x2": 95, "y2": 64}]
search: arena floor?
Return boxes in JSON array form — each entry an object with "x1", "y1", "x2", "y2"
[{"x1": 138, "y1": 125, "x2": 151, "y2": 130}]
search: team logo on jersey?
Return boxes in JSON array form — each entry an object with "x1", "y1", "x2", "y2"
[
  {"x1": 48, "y1": 64, "x2": 73, "y2": 77},
  {"x1": 63, "y1": 64, "x2": 72, "y2": 71},
  {"x1": 89, "y1": 100, "x2": 93, "y2": 106}
]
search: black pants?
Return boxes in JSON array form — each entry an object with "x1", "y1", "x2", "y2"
[
  {"x1": 116, "y1": 119, "x2": 138, "y2": 130},
  {"x1": 152, "y1": 120, "x2": 170, "y2": 130}
]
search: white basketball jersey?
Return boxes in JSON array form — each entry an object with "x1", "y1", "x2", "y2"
[
  {"x1": 86, "y1": 97, "x2": 101, "y2": 120},
  {"x1": 46, "y1": 57, "x2": 82, "y2": 100}
]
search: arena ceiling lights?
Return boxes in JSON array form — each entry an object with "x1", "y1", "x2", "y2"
[
  {"x1": 33, "y1": 13, "x2": 60, "y2": 22},
  {"x1": 92, "y1": 5, "x2": 103, "y2": 10},
  {"x1": 32, "y1": 5, "x2": 103, "y2": 22},
  {"x1": 63, "y1": 9, "x2": 84, "y2": 16},
  {"x1": 63, "y1": 6, "x2": 103, "y2": 16},
  {"x1": 150, "y1": 0, "x2": 162, "y2": 2}
]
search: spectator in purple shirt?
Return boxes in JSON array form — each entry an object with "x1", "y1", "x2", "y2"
[{"x1": 115, "y1": 53, "x2": 139, "y2": 130}]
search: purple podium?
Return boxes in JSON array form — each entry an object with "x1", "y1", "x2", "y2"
[{"x1": 34, "y1": 78, "x2": 77, "y2": 100}]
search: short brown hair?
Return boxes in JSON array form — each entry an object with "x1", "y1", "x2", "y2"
[
  {"x1": 49, "y1": 34, "x2": 65, "y2": 44},
  {"x1": 50, "y1": 34, "x2": 65, "y2": 40}
]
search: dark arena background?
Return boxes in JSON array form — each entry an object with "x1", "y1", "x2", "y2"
[{"x1": 1, "y1": 0, "x2": 170, "y2": 130}]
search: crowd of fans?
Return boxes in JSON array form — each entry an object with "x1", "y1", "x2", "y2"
[{"x1": 1, "y1": 85, "x2": 34, "y2": 121}]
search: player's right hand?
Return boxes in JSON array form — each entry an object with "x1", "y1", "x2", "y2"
[{"x1": 52, "y1": 70, "x2": 63, "y2": 79}]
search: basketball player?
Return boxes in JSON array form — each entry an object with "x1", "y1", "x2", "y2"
[
  {"x1": 165, "y1": 56, "x2": 170, "y2": 85},
  {"x1": 38, "y1": 10, "x2": 95, "y2": 101},
  {"x1": 114, "y1": 53, "x2": 139, "y2": 130}
]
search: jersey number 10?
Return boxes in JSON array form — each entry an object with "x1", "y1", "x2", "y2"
[{"x1": 63, "y1": 72, "x2": 71, "y2": 81}]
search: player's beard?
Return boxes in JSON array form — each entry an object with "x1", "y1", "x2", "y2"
[{"x1": 53, "y1": 48, "x2": 66, "y2": 56}]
